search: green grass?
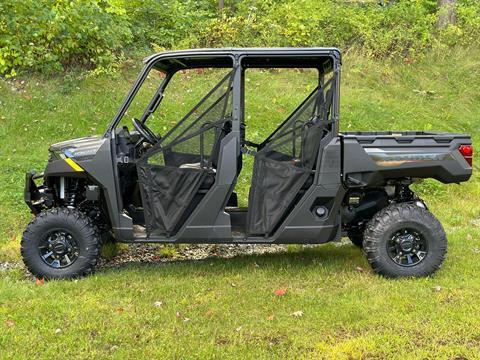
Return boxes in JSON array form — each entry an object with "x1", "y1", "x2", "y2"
[{"x1": 1, "y1": 48, "x2": 480, "y2": 358}]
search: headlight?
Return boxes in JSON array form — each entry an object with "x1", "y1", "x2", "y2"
[{"x1": 49, "y1": 149, "x2": 62, "y2": 161}]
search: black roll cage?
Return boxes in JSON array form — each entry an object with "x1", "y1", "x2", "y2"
[{"x1": 105, "y1": 48, "x2": 342, "y2": 138}]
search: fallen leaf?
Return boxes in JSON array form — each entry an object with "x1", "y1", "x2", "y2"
[
  {"x1": 467, "y1": 234, "x2": 473, "y2": 241},
  {"x1": 274, "y1": 288, "x2": 287, "y2": 296},
  {"x1": 5, "y1": 320, "x2": 14, "y2": 328},
  {"x1": 176, "y1": 311, "x2": 182, "y2": 318},
  {"x1": 116, "y1": 307, "x2": 124, "y2": 314},
  {"x1": 355, "y1": 266, "x2": 364, "y2": 273},
  {"x1": 35, "y1": 278, "x2": 45, "y2": 285},
  {"x1": 267, "y1": 315, "x2": 274, "y2": 321},
  {"x1": 154, "y1": 301, "x2": 163, "y2": 308},
  {"x1": 291, "y1": 310, "x2": 303, "y2": 317},
  {"x1": 183, "y1": 318, "x2": 191, "y2": 323},
  {"x1": 55, "y1": 328, "x2": 62, "y2": 335},
  {"x1": 235, "y1": 326, "x2": 242, "y2": 332},
  {"x1": 231, "y1": 283, "x2": 236, "y2": 287},
  {"x1": 433, "y1": 285, "x2": 442, "y2": 292}
]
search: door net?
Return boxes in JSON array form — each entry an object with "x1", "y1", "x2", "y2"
[
  {"x1": 247, "y1": 75, "x2": 334, "y2": 236},
  {"x1": 137, "y1": 70, "x2": 234, "y2": 236}
]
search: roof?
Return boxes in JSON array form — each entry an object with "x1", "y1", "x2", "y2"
[{"x1": 143, "y1": 48, "x2": 342, "y2": 72}]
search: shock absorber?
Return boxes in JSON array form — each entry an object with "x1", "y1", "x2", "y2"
[
  {"x1": 65, "y1": 179, "x2": 79, "y2": 207},
  {"x1": 395, "y1": 183, "x2": 414, "y2": 202}
]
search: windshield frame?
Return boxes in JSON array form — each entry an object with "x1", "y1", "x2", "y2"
[
  {"x1": 104, "y1": 64, "x2": 170, "y2": 136},
  {"x1": 105, "y1": 53, "x2": 237, "y2": 137}
]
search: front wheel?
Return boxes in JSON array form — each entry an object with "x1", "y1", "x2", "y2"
[
  {"x1": 347, "y1": 230, "x2": 364, "y2": 248},
  {"x1": 363, "y1": 203, "x2": 447, "y2": 278},
  {"x1": 21, "y1": 208, "x2": 101, "y2": 280}
]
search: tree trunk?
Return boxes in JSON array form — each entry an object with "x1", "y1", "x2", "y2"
[{"x1": 437, "y1": 0, "x2": 457, "y2": 29}]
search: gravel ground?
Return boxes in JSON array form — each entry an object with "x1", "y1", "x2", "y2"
[
  {"x1": 8, "y1": 241, "x2": 350, "y2": 277},
  {"x1": 97, "y1": 243, "x2": 289, "y2": 269},
  {"x1": 0, "y1": 261, "x2": 20, "y2": 272}
]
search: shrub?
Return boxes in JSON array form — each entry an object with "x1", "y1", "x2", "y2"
[
  {"x1": 0, "y1": 0, "x2": 132, "y2": 76},
  {"x1": 108, "y1": 0, "x2": 216, "y2": 49},
  {"x1": 199, "y1": 0, "x2": 480, "y2": 58},
  {"x1": 1, "y1": 0, "x2": 480, "y2": 75}
]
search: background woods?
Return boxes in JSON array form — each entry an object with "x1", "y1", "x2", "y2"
[{"x1": 0, "y1": 0, "x2": 479, "y2": 76}]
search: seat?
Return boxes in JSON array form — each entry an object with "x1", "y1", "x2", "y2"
[
  {"x1": 198, "y1": 120, "x2": 232, "y2": 190},
  {"x1": 200, "y1": 172, "x2": 216, "y2": 190}
]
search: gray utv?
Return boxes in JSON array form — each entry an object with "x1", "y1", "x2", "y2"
[{"x1": 22, "y1": 48, "x2": 473, "y2": 280}]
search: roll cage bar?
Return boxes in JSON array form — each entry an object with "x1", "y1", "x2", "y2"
[{"x1": 104, "y1": 48, "x2": 342, "y2": 136}]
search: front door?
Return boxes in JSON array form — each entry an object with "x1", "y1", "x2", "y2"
[{"x1": 137, "y1": 69, "x2": 236, "y2": 237}]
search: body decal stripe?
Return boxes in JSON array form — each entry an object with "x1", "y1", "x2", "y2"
[{"x1": 65, "y1": 158, "x2": 84, "y2": 172}]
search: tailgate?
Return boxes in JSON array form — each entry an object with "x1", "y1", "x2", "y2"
[{"x1": 341, "y1": 131, "x2": 472, "y2": 186}]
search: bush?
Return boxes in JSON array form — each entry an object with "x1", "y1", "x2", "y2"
[
  {"x1": 0, "y1": 0, "x2": 132, "y2": 76},
  {"x1": 109, "y1": 0, "x2": 216, "y2": 49},
  {"x1": 1, "y1": 0, "x2": 480, "y2": 75},
  {"x1": 199, "y1": 0, "x2": 480, "y2": 58}
]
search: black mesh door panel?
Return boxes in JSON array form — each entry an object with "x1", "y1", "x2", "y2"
[
  {"x1": 247, "y1": 156, "x2": 310, "y2": 235},
  {"x1": 137, "y1": 165, "x2": 207, "y2": 235},
  {"x1": 247, "y1": 75, "x2": 334, "y2": 236}
]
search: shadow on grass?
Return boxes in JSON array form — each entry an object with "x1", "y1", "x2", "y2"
[{"x1": 98, "y1": 243, "x2": 366, "y2": 278}]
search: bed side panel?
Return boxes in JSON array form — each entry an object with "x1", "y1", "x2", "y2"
[{"x1": 342, "y1": 133, "x2": 472, "y2": 186}]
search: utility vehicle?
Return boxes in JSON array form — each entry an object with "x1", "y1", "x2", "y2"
[{"x1": 22, "y1": 48, "x2": 473, "y2": 279}]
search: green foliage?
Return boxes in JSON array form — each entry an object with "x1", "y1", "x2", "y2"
[
  {"x1": 437, "y1": 0, "x2": 480, "y2": 48},
  {"x1": 109, "y1": 0, "x2": 215, "y2": 49},
  {"x1": 156, "y1": 244, "x2": 180, "y2": 259},
  {"x1": 200, "y1": 0, "x2": 480, "y2": 58},
  {"x1": 0, "y1": 0, "x2": 131, "y2": 76},
  {"x1": 2, "y1": 0, "x2": 480, "y2": 76}
]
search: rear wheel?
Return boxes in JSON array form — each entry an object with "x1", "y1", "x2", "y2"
[
  {"x1": 363, "y1": 203, "x2": 447, "y2": 278},
  {"x1": 21, "y1": 208, "x2": 100, "y2": 280}
]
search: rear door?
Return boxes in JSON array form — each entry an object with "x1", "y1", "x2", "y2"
[{"x1": 247, "y1": 77, "x2": 335, "y2": 236}]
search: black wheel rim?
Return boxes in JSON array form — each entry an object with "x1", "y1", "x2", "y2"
[
  {"x1": 39, "y1": 229, "x2": 80, "y2": 269},
  {"x1": 387, "y1": 228, "x2": 428, "y2": 267}
]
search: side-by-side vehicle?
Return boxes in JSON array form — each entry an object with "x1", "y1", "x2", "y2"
[{"x1": 22, "y1": 48, "x2": 473, "y2": 279}]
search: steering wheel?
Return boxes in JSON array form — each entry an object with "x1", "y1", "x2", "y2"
[{"x1": 132, "y1": 118, "x2": 160, "y2": 145}]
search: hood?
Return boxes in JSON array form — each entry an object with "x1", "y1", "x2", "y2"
[{"x1": 49, "y1": 135, "x2": 105, "y2": 161}]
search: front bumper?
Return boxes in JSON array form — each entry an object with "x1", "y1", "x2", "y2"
[{"x1": 25, "y1": 171, "x2": 52, "y2": 214}]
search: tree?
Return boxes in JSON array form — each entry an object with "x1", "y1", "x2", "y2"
[{"x1": 437, "y1": 0, "x2": 456, "y2": 29}]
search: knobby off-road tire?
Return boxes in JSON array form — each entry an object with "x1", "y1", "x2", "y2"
[
  {"x1": 21, "y1": 208, "x2": 101, "y2": 280},
  {"x1": 363, "y1": 203, "x2": 447, "y2": 278}
]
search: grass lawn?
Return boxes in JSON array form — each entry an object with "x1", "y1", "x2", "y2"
[{"x1": 0, "y1": 48, "x2": 479, "y2": 358}]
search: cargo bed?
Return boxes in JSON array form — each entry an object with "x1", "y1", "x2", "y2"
[{"x1": 341, "y1": 131, "x2": 472, "y2": 186}]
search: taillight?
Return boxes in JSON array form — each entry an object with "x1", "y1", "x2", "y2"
[{"x1": 459, "y1": 144, "x2": 473, "y2": 167}]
